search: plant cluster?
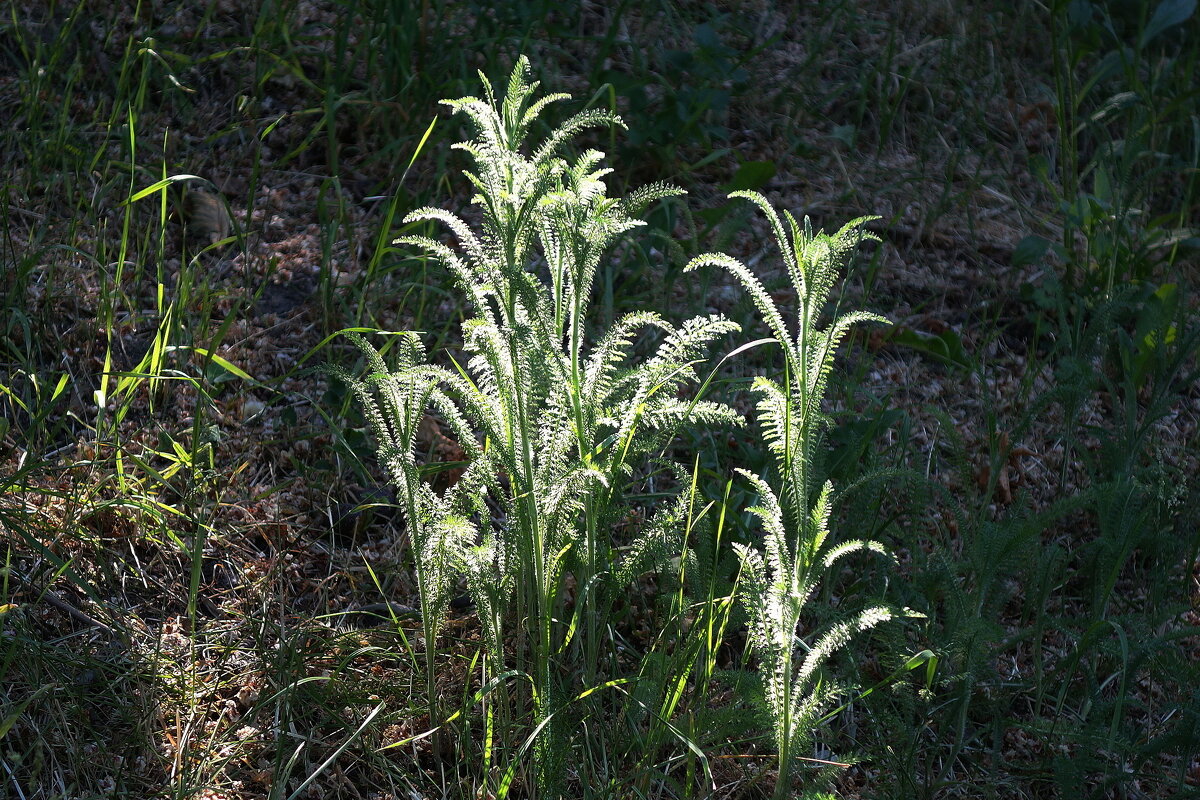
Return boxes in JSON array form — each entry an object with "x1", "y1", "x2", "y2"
[{"x1": 334, "y1": 57, "x2": 897, "y2": 798}]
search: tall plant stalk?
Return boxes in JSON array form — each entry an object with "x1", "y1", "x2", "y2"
[
  {"x1": 337, "y1": 57, "x2": 740, "y2": 797},
  {"x1": 326, "y1": 331, "x2": 484, "y2": 733},
  {"x1": 687, "y1": 192, "x2": 894, "y2": 798}
]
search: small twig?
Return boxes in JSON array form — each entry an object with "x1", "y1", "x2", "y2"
[
  {"x1": 1, "y1": 757, "x2": 28, "y2": 800},
  {"x1": 328, "y1": 602, "x2": 419, "y2": 628},
  {"x1": 13, "y1": 571, "x2": 120, "y2": 639},
  {"x1": 39, "y1": 588, "x2": 119, "y2": 638},
  {"x1": 8, "y1": 206, "x2": 45, "y2": 221}
]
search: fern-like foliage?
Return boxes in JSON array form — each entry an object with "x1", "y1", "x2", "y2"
[
  {"x1": 335, "y1": 57, "x2": 741, "y2": 795},
  {"x1": 686, "y1": 192, "x2": 893, "y2": 797},
  {"x1": 324, "y1": 333, "x2": 484, "y2": 728},
  {"x1": 689, "y1": 195, "x2": 885, "y2": 531},
  {"x1": 734, "y1": 471, "x2": 893, "y2": 786},
  {"x1": 397, "y1": 55, "x2": 740, "y2": 622}
]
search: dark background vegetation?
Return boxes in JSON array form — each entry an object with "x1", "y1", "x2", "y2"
[{"x1": 1, "y1": 1, "x2": 1198, "y2": 798}]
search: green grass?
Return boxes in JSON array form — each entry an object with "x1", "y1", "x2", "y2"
[{"x1": 2, "y1": 1, "x2": 1198, "y2": 799}]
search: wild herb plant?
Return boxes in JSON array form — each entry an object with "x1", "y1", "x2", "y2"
[
  {"x1": 687, "y1": 193, "x2": 895, "y2": 798},
  {"x1": 325, "y1": 331, "x2": 485, "y2": 733},
  {"x1": 335, "y1": 57, "x2": 740, "y2": 796}
]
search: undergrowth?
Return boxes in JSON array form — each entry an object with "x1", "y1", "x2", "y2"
[{"x1": 2, "y1": 2, "x2": 1197, "y2": 800}]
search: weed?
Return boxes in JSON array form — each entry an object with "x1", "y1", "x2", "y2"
[
  {"x1": 334, "y1": 57, "x2": 743, "y2": 797},
  {"x1": 688, "y1": 194, "x2": 907, "y2": 798}
]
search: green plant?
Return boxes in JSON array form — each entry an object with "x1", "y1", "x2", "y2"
[
  {"x1": 846, "y1": 281, "x2": 1199, "y2": 797},
  {"x1": 333, "y1": 57, "x2": 740, "y2": 797},
  {"x1": 602, "y1": 15, "x2": 755, "y2": 177},
  {"x1": 686, "y1": 193, "x2": 897, "y2": 798},
  {"x1": 327, "y1": 331, "x2": 483, "y2": 738},
  {"x1": 1044, "y1": 0, "x2": 1199, "y2": 294}
]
